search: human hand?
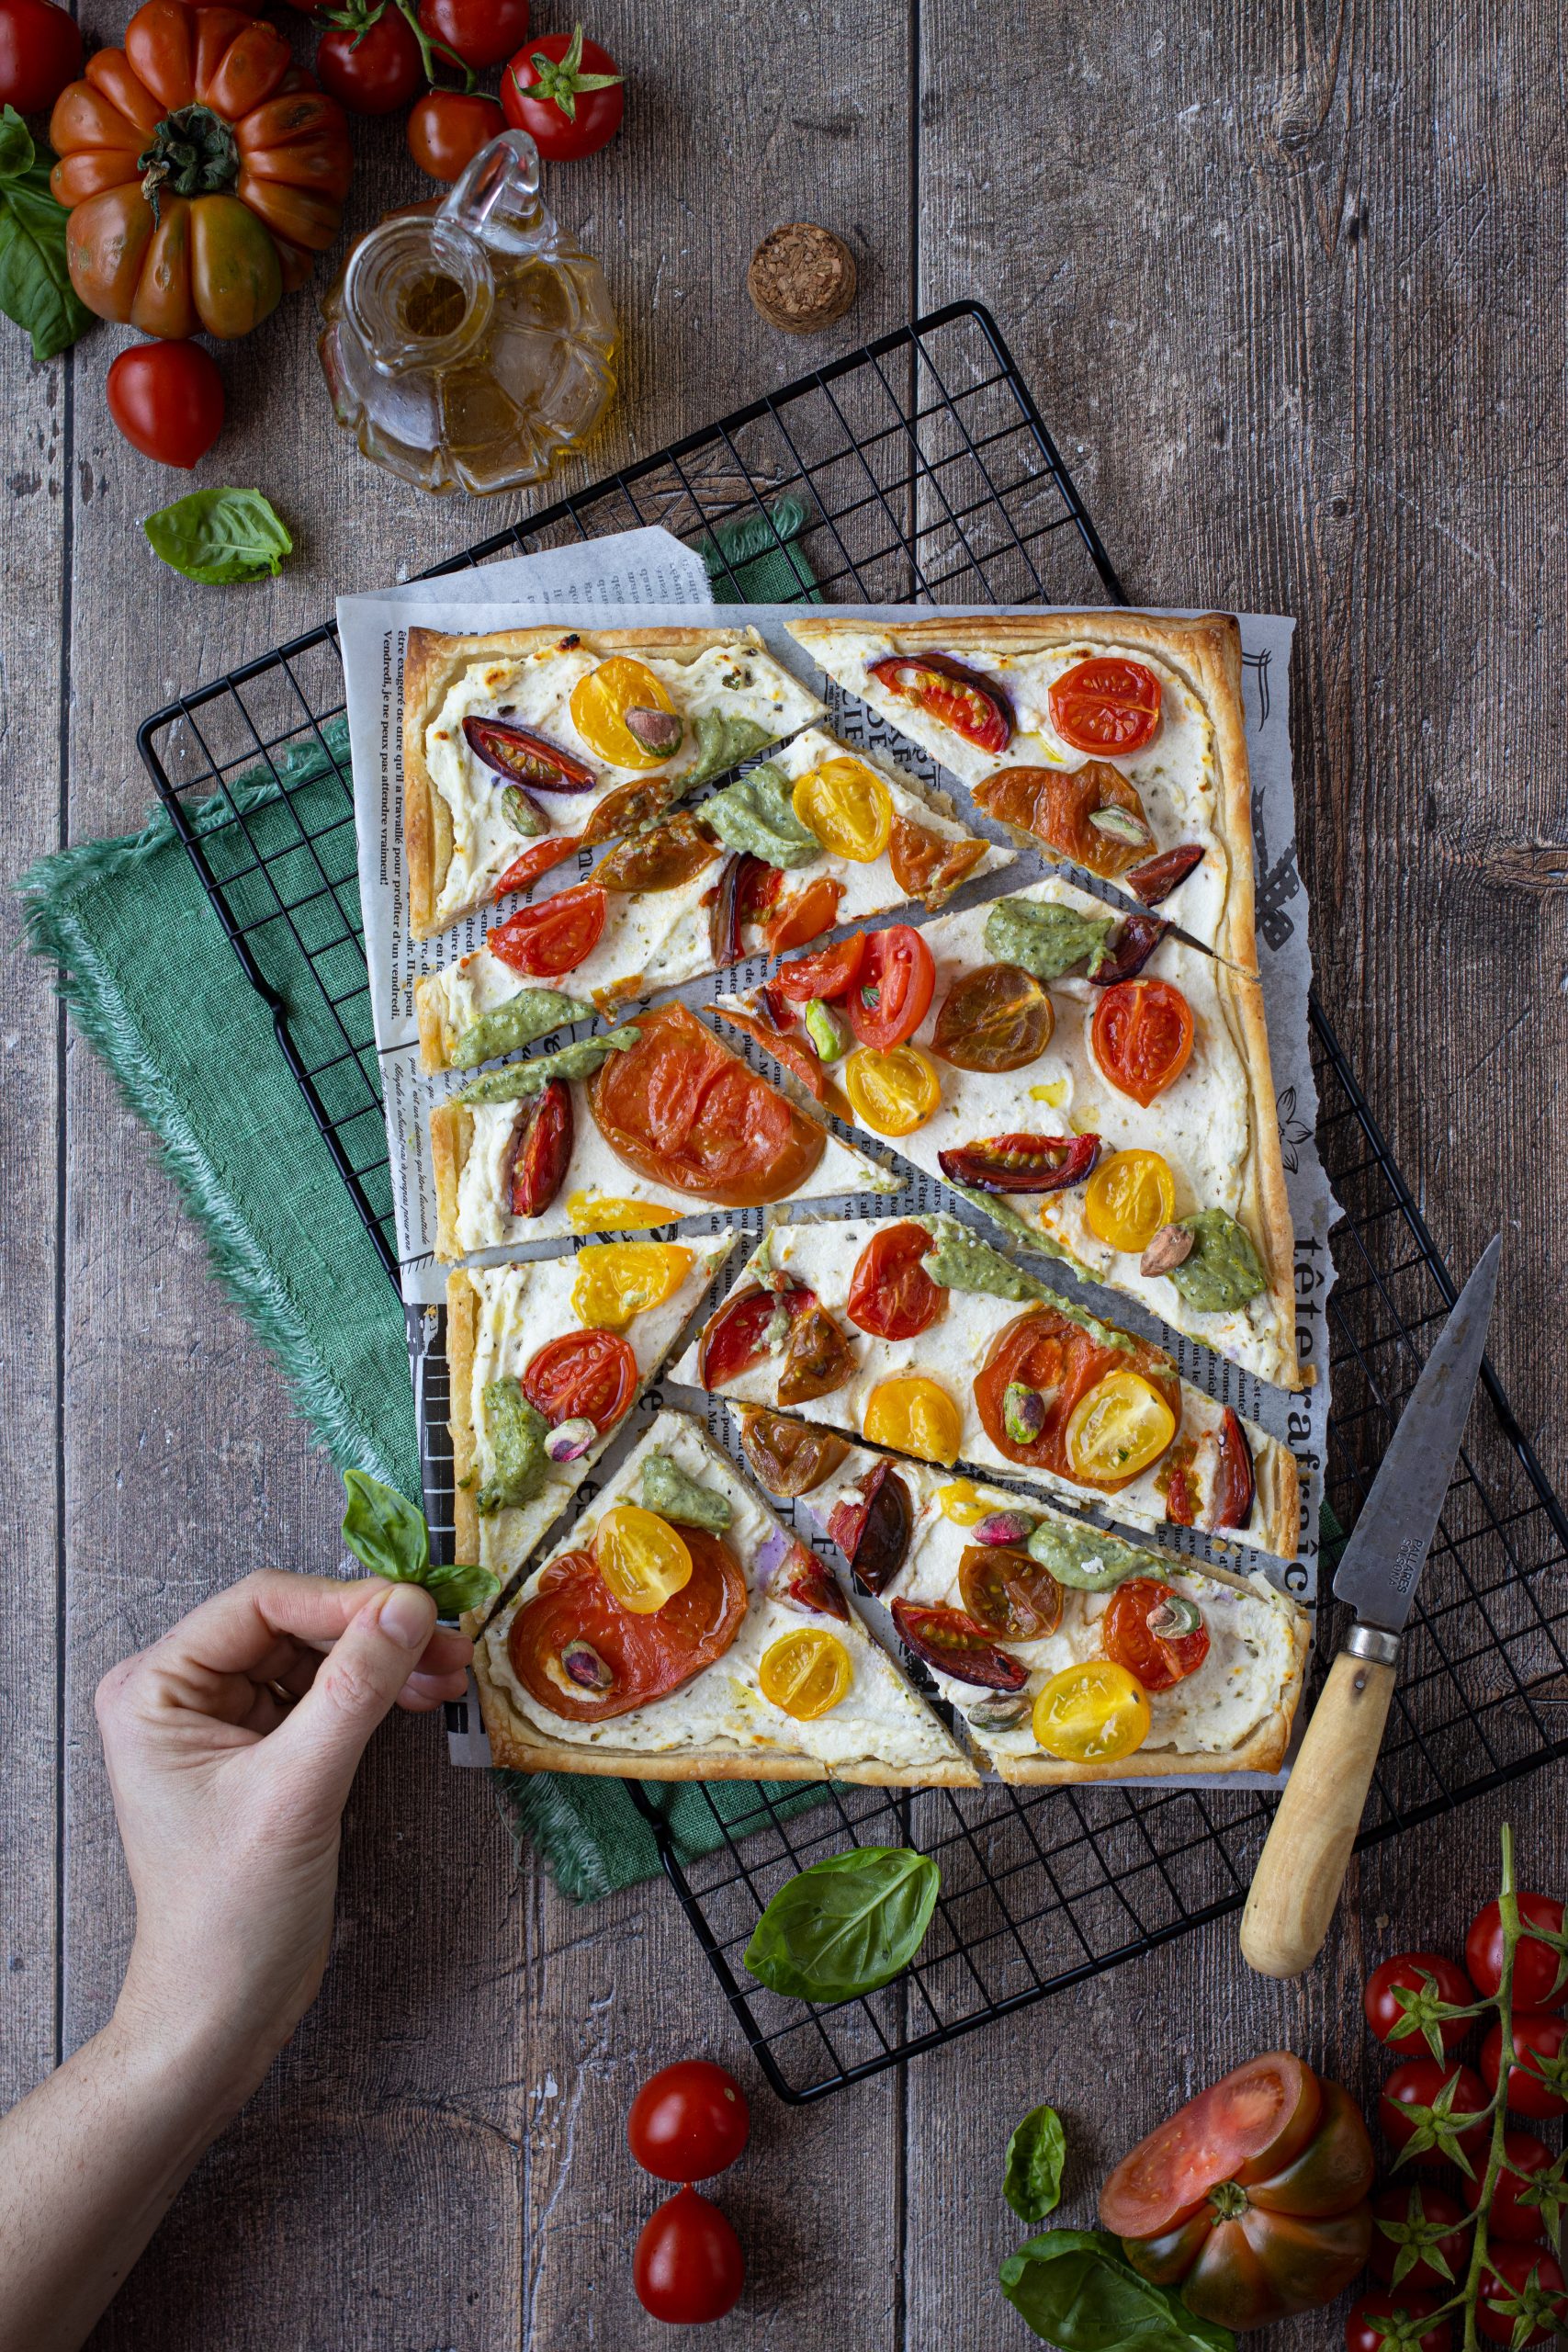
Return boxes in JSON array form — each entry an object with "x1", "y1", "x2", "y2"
[{"x1": 95, "y1": 1571, "x2": 472, "y2": 2110}]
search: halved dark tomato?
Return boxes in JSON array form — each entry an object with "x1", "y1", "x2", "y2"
[
  {"x1": 705, "y1": 1003, "x2": 828, "y2": 1102},
  {"x1": 709, "y1": 850, "x2": 766, "y2": 965},
  {"x1": 522, "y1": 1328, "x2": 638, "y2": 1431},
  {"x1": 735, "y1": 1405, "x2": 851, "y2": 1496},
  {"x1": 826, "y1": 1461, "x2": 913, "y2": 1595},
  {"x1": 775, "y1": 1302, "x2": 856, "y2": 1408},
  {"x1": 890, "y1": 1598, "x2": 1028, "y2": 1690},
  {"x1": 581, "y1": 778, "x2": 677, "y2": 846},
  {"x1": 932, "y1": 962, "x2": 1054, "y2": 1073},
  {"x1": 958, "y1": 1544, "x2": 1064, "y2": 1641},
  {"x1": 695, "y1": 1280, "x2": 816, "y2": 1390},
  {"x1": 1160, "y1": 1438, "x2": 1200, "y2": 1528},
  {"x1": 937, "y1": 1132, "x2": 1100, "y2": 1193},
  {"x1": 774, "y1": 1541, "x2": 850, "y2": 1622},
  {"x1": 509, "y1": 1078, "x2": 573, "y2": 1217},
  {"x1": 594, "y1": 811, "x2": 717, "y2": 892},
  {"x1": 1092, "y1": 979, "x2": 1195, "y2": 1106},
  {"x1": 1101, "y1": 1577, "x2": 1211, "y2": 1690},
  {"x1": 888, "y1": 816, "x2": 989, "y2": 909},
  {"x1": 464, "y1": 716, "x2": 597, "y2": 790},
  {"x1": 762, "y1": 875, "x2": 846, "y2": 956},
  {"x1": 1213, "y1": 1407, "x2": 1256, "y2": 1531},
  {"x1": 773, "y1": 933, "x2": 866, "y2": 1006},
  {"x1": 1087, "y1": 915, "x2": 1168, "y2": 988},
  {"x1": 975, "y1": 762, "x2": 1152, "y2": 879},
  {"x1": 867, "y1": 650, "x2": 1013, "y2": 754},
  {"x1": 845, "y1": 925, "x2": 935, "y2": 1052},
  {"x1": 489, "y1": 882, "x2": 608, "y2": 978},
  {"x1": 1127, "y1": 843, "x2": 1203, "y2": 906},
  {"x1": 507, "y1": 1529, "x2": 747, "y2": 1724},
  {"x1": 1048, "y1": 657, "x2": 1163, "y2": 754},
  {"x1": 494, "y1": 836, "x2": 581, "y2": 899},
  {"x1": 590, "y1": 1003, "x2": 827, "y2": 1207},
  {"x1": 973, "y1": 1306, "x2": 1179, "y2": 1487},
  {"x1": 846, "y1": 1221, "x2": 945, "y2": 1341}
]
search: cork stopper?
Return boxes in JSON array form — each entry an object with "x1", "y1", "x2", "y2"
[{"x1": 747, "y1": 222, "x2": 858, "y2": 334}]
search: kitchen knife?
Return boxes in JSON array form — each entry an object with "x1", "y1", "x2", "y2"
[{"x1": 1240, "y1": 1234, "x2": 1502, "y2": 1979}]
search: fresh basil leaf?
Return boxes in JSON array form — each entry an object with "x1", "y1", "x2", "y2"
[
  {"x1": 0, "y1": 107, "x2": 93, "y2": 363},
  {"x1": 999, "y1": 2230, "x2": 1234, "y2": 2352},
  {"x1": 342, "y1": 1468, "x2": 430, "y2": 1585},
  {"x1": 422, "y1": 1561, "x2": 500, "y2": 1617},
  {"x1": 1004, "y1": 2103, "x2": 1066, "y2": 2223},
  {"x1": 743, "y1": 1845, "x2": 940, "y2": 2001},
  {"x1": 143, "y1": 486, "x2": 293, "y2": 585}
]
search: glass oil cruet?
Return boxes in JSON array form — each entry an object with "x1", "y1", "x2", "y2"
[{"x1": 318, "y1": 129, "x2": 617, "y2": 496}]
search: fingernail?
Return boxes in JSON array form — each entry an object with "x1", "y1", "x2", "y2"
[{"x1": 378, "y1": 1583, "x2": 435, "y2": 1650}]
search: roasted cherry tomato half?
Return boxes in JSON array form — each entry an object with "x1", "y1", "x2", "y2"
[
  {"x1": 1467, "y1": 1893, "x2": 1568, "y2": 2009},
  {"x1": 1363, "y1": 1952, "x2": 1478, "y2": 2056},
  {"x1": 627, "y1": 2060, "x2": 750, "y2": 2185},
  {"x1": 494, "y1": 835, "x2": 581, "y2": 899},
  {"x1": 957, "y1": 1544, "x2": 1063, "y2": 1642},
  {"x1": 595, "y1": 810, "x2": 716, "y2": 892},
  {"x1": 522, "y1": 1328, "x2": 638, "y2": 1432},
  {"x1": 695, "y1": 1279, "x2": 816, "y2": 1390},
  {"x1": 590, "y1": 1003, "x2": 827, "y2": 1209},
  {"x1": 570, "y1": 1240, "x2": 694, "y2": 1331},
  {"x1": 488, "y1": 881, "x2": 606, "y2": 978},
  {"x1": 759, "y1": 1625, "x2": 853, "y2": 1718},
  {"x1": 633, "y1": 2186, "x2": 744, "y2": 2326},
  {"x1": 976, "y1": 761, "x2": 1152, "y2": 877},
  {"x1": 792, "y1": 754, "x2": 893, "y2": 861},
  {"x1": 845, "y1": 924, "x2": 936, "y2": 1052},
  {"x1": 570, "y1": 655, "x2": 681, "y2": 771},
  {"x1": 1048, "y1": 656, "x2": 1163, "y2": 754},
  {"x1": 773, "y1": 1538, "x2": 851, "y2": 1622},
  {"x1": 826, "y1": 1462, "x2": 913, "y2": 1595},
  {"x1": 773, "y1": 931, "x2": 865, "y2": 1006},
  {"x1": 1213, "y1": 1407, "x2": 1256, "y2": 1531},
  {"x1": 938, "y1": 1131, "x2": 1100, "y2": 1194},
  {"x1": 863, "y1": 1374, "x2": 962, "y2": 1467},
  {"x1": 1128, "y1": 842, "x2": 1204, "y2": 905},
  {"x1": 1477, "y1": 2245, "x2": 1568, "y2": 2347},
  {"x1": 842, "y1": 1043, "x2": 942, "y2": 1136},
  {"x1": 846, "y1": 1221, "x2": 945, "y2": 1341},
  {"x1": 932, "y1": 961, "x2": 1054, "y2": 1073},
  {"x1": 775, "y1": 1301, "x2": 856, "y2": 1409},
  {"x1": 867, "y1": 650, "x2": 1013, "y2": 753},
  {"x1": 1065, "y1": 1370, "x2": 1177, "y2": 1484},
  {"x1": 1369, "y1": 2184, "x2": 1471, "y2": 2290},
  {"x1": 890, "y1": 1598, "x2": 1027, "y2": 1691},
  {"x1": 1032, "y1": 1660, "x2": 1149, "y2": 1762},
  {"x1": 888, "y1": 814, "x2": 988, "y2": 909},
  {"x1": 1100, "y1": 1577, "x2": 1210, "y2": 1691},
  {"x1": 1378, "y1": 2059, "x2": 1491, "y2": 2166},
  {"x1": 1092, "y1": 978, "x2": 1195, "y2": 1106},
  {"x1": 510, "y1": 1077, "x2": 573, "y2": 1217},
  {"x1": 596, "y1": 1503, "x2": 693, "y2": 1614},
  {"x1": 762, "y1": 874, "x2": 845, "y2": 955},
  {"x1": 1085, "y1": 1148, "x2": 1177, "y2": 1252},
  {"x1": 1482, "y1": 2010, "x2": 1568, "y2": 2120},
  {"x1": 1086, "y1": 913, "x2": 1168, "y2": 987},
  {"x1": 1463, "y1": 2132, "x2": 1553, "y2": 2242},
  {"x1": 1346, "y1": 2293, "x2": 1451, "y2": 2352},
  {"x1": 508, "y1": 1531, "x2": 746, "y2": 1724},
  {"x1": 735, "y1": 1405, "x2": 851, "y2": 1498},
  {"x1": 464, "y1": 716, "x2": 596, "y2": 791}
]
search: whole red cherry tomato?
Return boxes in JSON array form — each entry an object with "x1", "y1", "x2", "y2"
[
  {"x1": 1477, "y1": 2245, "x2": 1568, "y2": 2346},
  {"x1": 1369, "y1": 2184, "x2": 1470, "y2": 2290},
  {"x1": 1363, "y1": 1952, "x2": 1478, "y2": 2056},
  {"x1": 1482, "y1": 2010, "x2": 1568, "y2": 2120},
  {"x1": 1346, "y1": 2293, "x2": 1451, "y2": 2352},
  {"x1": 318, "y1": 8, "x2": 423, "y2": 114},
  {"x1": 420, "y1": 0, "x2": 530, "y2": 69},
  {"x1": 627, "y1": 2061, "x2": 749, "y2": 2183},
  {"x1": 0, "y1": 0, "x2": 81, "y2": 115},
  {"x1": 632, "y1": 2186, "x2": 744, "y2": 2324},
  {"x1": 1463, "y1": 2131, "x2": 1553, "y2": 2242},
  {"x1": 408, "y1": 88, "x2": 505, "y2": 182},
  {"x1": 1378, "y1": 2059, "x2": 1491, "y2": 2166},
  {"x1": 502, "y1": 25, "x2": 624, "y2": 162},
  {"x1": 1467, "y1": 1893, "x2": 1567, "y2": 2010},
  {"x1": 105, "y1": 341, "x2": 224, "y2": 470}
]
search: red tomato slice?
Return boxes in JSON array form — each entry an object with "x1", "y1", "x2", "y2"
[
  {"x1": 1091, "y1": 978, "x2": 1195, "y2": 1106},
  {"x1": 522, "y1": 1329, "x2": 638, "y2": 1431},
  {"x1": 507, "y1": 1530, "x2": 747, "y2": 1724},
  {"x1": 866, "y1": 650, "x2": 1013, "y2": 753},
  {"x1": 589, "y1": 1002, "x2": 827, "y2": 1208},
  {"x1": 489, "y1": 881, "x2": 606, "y2": 978},
  {"x1": 510, "y1": 1079, "x2": 572, "y2": 1217},
  {"x1": 1100, "y1": 1577, "x2": 1211, "y2": 1691},
  {"x1": 494, "y1": 835, "x2": 581, "y2": 900},
  {"x1": 1049, "y1": 657, "x2": 1163, "y2": 753},
  {"x1": 973, "y1": 1306, "x2": 1179, "y2": 1488},
  {"x1": 773, "y1": 932, "x2": 866, "y2": 1006},
  {"x1": 762, "y1": 875, "x2": 844, "y2": 956},
  {"x1": 1213, "y1": 1407, "x2": 1256, "y2": 1531},
  {"x1": 846, "y1": 1221, "x2": 944, "y2": 1340},
  {"x1": 846, "y1": 925, "x2": 935, "y2": 1051},
  {"x1": 1100, "y1": 2053, "x2": 1325, "y2": 2237},
  {"x1": 695, "y1": 1281, "x2": 815, "y2": 1389}
]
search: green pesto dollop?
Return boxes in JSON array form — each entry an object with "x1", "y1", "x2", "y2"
[
  {"x1": 984, "y1": 894, "x2": 1115, "y2": 982},
  {"x1": 640, "y1": 1451, "x2": 733, "y2": 1531},
  {"x1": 477, "y1": 1378, "x2": 550, "y2": 1515},
  {"x1": 919, "y1": 1215, "x2": 1051, "y2": 1305},
  {"x1": 1165, "y1": 1208, "x2": 1268, "y2": 1314},
  {"x1": 1025, "y1": 1516, "x2": 1153, "y2": 1593},
  {"x1": 686, "y1": 711, "x2": 778, "y2": 788},
  {"x1": 456, "y1": 1025, "x2": 639, "y2": 1105},
  {"x1": 702, "y1": 762, "x2": 820, "y2": 868},
  {"x1": 449, "y1": 988, "x2": 593, "y2": 1072}
]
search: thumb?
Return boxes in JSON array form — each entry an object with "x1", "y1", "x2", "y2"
[{"x1": 270, "y1": 1582, "x2": 438, "y2": 1807}]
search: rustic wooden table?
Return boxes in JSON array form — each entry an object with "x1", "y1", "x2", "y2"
[{"x1": 4, "y1": 6, "x2": 1565, "y2": 2346}]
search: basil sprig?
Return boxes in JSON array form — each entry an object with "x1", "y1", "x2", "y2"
[
  {"x1": 743, "y1": 1845, "x2": 940, "y2": 2001},
  {"x1": 0, "y1": 108, "x2": 92, "y2": 363},
  {"x1": 998, "y1": 2230, "x2": 1235, "y2": 2351},
  {"x1": 143, "y1": 487, "x2": 293, "y2": 585},
  {"x1": 1004, "y1": 2102, "x2": 1067, "y2": 2224},
  {"x1": 341, "y1": 1467, "x2": 497, "y2": 1618}
]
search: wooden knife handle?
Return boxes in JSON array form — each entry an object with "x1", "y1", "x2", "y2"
[{"x1": 1239, "y1": 1648, "x2": 1395, "y2": 1979}]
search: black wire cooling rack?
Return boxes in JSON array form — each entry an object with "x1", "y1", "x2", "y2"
[{"x1": 137, "y1": 300, "x2": 1568, "y2": 2103}]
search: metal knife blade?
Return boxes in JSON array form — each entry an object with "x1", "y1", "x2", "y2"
[{"x1": 1332, "y1": 1233, "x2": 1502, "y2": 1635}]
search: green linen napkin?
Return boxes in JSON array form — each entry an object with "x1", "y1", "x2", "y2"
[{"x1": 21, "y1": 503, "x2": 824, "y2": 1907}]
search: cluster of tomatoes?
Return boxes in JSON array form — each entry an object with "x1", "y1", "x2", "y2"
[
  {"x1": 1347, "y1": 1890, "x2": 1568, "y2": 2350},
  {"x1": 282, "y1": 2, "x2": 621, "y2": 185},
  {"x1": 626, "y1": 2060, "x2": 750, "y2": 2325}
]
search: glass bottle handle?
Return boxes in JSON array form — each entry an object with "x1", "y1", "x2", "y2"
[{"x1": 437, "y1": 129, "x2": 553, "y2": 259}]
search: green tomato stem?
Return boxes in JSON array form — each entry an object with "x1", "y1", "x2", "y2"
[{"x1": 389, "y1": 0, "x2": 476, "y2": 93}]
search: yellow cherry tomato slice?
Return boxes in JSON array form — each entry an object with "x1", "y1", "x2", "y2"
[
  {"x1": 570, "y1": 656, "x2": 680, "y2": 771},
  {"x1": 842, "y1": 1043, "x2": 942, "y2": 1136},
  {"x1": 863, "y1": 1374, "x2": 963, "y2": 1467},
  {"x1": 936, "y1": 1477, "x2": 988, "y2": 1526},
  {"x1": 1032, "y1": 1660, "x2": 1151, "y2": 1762},
  {"x1": 791, "y1": 755, "x2": 895, "y2": 862},
  {"x1": 595, "y1": 1504, "x2": 693, "y2": 1614},
  {"x1": 571, "y1": 1241, "x2": 695, "y2": 1331},
  {"x1": 1084, "y1": 1148, "x2": 1178, "y2": 1254},
  {"x1": 1064, "y1": 1370, "x2": 1178, "y2": 1484},
  {"x1": 566, "y1": 1193, "x2": 672, "y2": 1233},
  {"x1": 758, "y1": 1626, "x2": 854, "y2": 1720}
]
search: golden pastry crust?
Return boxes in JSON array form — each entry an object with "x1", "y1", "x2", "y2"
[
  {"x1": 446, "y1": 1270, "x2": 480, "y2": 1573},
  {"x1": 1208, "y1": 963, "x2": 1300, "y2": 1390},
  {"x1": 415, "y1": 977, "x2": 456, "y2": 1074},
  {"x1": 429, "y1": 1100, "x2": 471, "y2": 1264},
  {"x1": 787, "y1": 610, "x2": 1259, "y2": 975}
]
